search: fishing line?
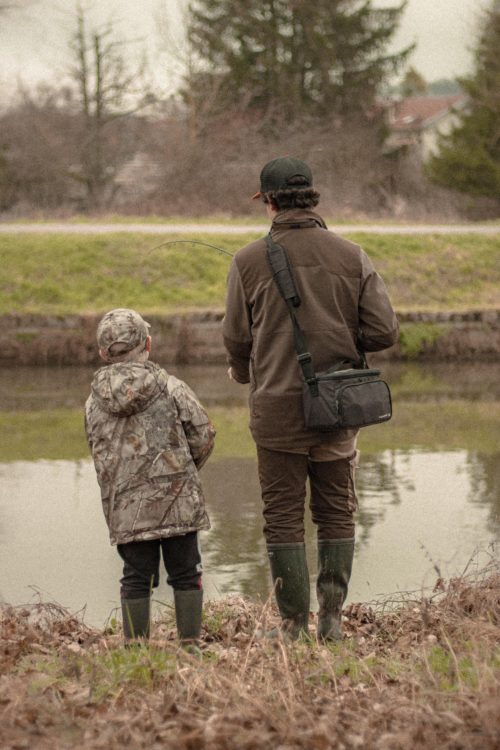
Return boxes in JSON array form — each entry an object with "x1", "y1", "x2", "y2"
[{"x1": 144, "y1": 239, "x2": 234, "y2": 258}]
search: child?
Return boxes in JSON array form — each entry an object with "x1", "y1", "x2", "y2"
[{"x1": 85, "y1": 308, "x2": 215, "y2": 646}]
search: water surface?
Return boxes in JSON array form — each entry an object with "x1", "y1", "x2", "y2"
[{"x1": 0, "y1": 363, "x2": 498, "y2": 626}]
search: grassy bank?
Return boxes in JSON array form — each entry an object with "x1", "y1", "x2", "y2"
[
  {"x1": 1, "y1": 564, "x2": 499, "y2": 749},
  {"x1": 0, "y1": 232, "x2": 499, "y2": 314}
]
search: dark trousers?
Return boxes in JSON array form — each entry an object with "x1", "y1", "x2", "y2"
[
  {"x1": 118, "y1": 532, "x2": 202, "y2": 599},
  {"x1": 257, "y1": 446, "x2": 358, "y2": 544}
]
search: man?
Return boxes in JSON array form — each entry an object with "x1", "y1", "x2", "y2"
[{"x1": 223, "y1": 157, "x2": 399, "y2": 640}]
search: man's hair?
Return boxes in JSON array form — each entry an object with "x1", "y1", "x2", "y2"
[{"x1": 262, "y1": 175, "x2": 320, "y2": 210}]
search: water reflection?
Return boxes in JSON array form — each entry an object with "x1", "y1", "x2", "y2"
[
  {"x1": 467, "y1": 453, "x2": 500, "y2": 533},
  {"x1": 203, "y1": 450, "x2": 499, "y2": 598},
  {"x1": 3, "y1": 361, "x2": 500, "y2": 411},
  {"x1": 0, "y1": 363, "x2": 499, "y2": 626},
  {"x1": 0, "y1": 450, "x2": 497, "y2": 626},
  {"x1": 0, "y1": 364, "x2": 247, "y2": 411},
  {"x1": 354, "y1": 452, "x2": 417, "y2": 544}
]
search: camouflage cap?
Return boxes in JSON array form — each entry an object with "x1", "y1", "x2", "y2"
[{"x1": 97, "y1": 308, "x2": 151, "y2": 359}]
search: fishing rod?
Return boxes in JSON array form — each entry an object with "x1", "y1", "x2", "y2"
[{"x1": 144, "y1": 239, "x2": 234, "y2": 258}]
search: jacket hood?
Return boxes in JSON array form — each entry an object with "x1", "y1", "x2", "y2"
[{"x1": 91, "y1": 361, "x2": 168, "y2": 417}]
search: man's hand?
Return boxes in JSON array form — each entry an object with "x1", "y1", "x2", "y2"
[{"x1": 226, "y1": 364, "x2": 251, "y2": 385}]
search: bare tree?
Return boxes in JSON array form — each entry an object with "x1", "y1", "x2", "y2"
[
  {"x1": 0, "y1": 85, "x2": 79, "y2": 212},
  {"x1": 68, "y1": 4, "x2": 156, "y2": 210}
]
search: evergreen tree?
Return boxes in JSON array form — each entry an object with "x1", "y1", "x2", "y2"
[
  {"x1": 428, "y1": 0, "x2": 500, "y2": 202},
  {"x1": 400, "y1": 67, "x2": 427, "y2": 98},
  {"x1": 184, "y1": 0, "x2": 410, "y2": 122}
]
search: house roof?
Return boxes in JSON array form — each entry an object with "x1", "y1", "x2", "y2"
[{"x1": 390, "y1": 94, "x2": 467, "y2": 132}]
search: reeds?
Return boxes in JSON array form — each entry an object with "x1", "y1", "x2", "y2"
[{"x1": 1, "y1": 562, "x2": 499, "y2": 749}]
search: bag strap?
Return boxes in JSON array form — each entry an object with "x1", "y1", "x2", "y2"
[
  {"x1": 265, "y1": 233, "x2": 317, "y2": 387},
  {"x1": 265, "y1": 232, "x2": 301, "y2": 308},
  {"x1": 265, "y1": 232, "x2": 369, "y2": 383}
]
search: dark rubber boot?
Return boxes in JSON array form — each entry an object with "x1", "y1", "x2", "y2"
[
  {"x1": 317, "y1": 538, "x2": 355, "y2": 641},
  {"x1": 121, "y1": 597, "x2": 151, "y2": 641},
  {"x1": 174, "y1": 589, "x2": 203, "y2": 646},
  {"x1": 267, "y1": 542, "x2": 310, "y2": 640}
]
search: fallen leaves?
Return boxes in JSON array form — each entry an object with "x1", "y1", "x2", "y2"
[{"x1": 0, "y1": 565, "x2": 498, "y2": 749}]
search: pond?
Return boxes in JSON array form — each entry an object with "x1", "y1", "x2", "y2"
[{"x1": 0, "y1": 363, "x2": 499, "y2": 627}]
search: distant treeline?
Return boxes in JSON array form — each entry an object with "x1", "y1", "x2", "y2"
[{"x1": 0, "y1": 1, "x2": 498, "y2": 219}]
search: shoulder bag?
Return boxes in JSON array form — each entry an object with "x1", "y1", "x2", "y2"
[{"x1": 265, "y1": 232, "x2": 392, "y2": 432}]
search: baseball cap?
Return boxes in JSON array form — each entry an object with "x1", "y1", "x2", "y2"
[
  {"x1": 252, "y1": 156, "x2": 313, "y2": 199},
  {"x1": 97, "y1": 308, "x2": 151, "y2": 359}
]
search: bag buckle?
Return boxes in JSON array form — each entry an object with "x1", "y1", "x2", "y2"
[
  {"x1": 297, "y1": 353, "x2": 312, "y2": 364},
  {"x1": 304, "y1": 374, "x2": 319, "y2": 397}
]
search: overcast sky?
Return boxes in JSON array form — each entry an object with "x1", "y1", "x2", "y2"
[{"x1": 0, "y1": 0, "x2": 486, "y2": 102}]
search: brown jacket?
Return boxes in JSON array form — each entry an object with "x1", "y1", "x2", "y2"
[{"x1": 222, "y1": 208, "x2": 399, "y2": 449}]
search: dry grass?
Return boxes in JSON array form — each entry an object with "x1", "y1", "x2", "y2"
[{"x1": 1, "y1": 563, "x2": 499, "y2": 749}]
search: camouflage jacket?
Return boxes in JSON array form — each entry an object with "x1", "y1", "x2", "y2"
[{"x1": 85, "y1": 361, "x2": 215, "y2": 545}]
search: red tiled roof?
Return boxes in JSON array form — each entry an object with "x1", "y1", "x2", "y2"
[{"x1": 390, "y1": 94, "x2": 467, "y2": 131}]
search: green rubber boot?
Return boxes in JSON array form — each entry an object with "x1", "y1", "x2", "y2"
[
  {"x1": 121, "y1": 597, "x2": 151, "y2": 641},
  {"x1": 316, "y1": 538, "x2": 355, "y2": 641},
  {"x1": 267, "y1": 542, "x2": 310, "y2": 640},
  {"x1": 174, "y1": 589, "x2": 203, "y2": 648}
]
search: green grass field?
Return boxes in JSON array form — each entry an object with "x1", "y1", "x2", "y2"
[{"x1": 0, "y1": 232, "x2": 498, "y2": 314}]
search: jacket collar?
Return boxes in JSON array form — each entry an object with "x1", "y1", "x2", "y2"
[{"x1": 271, "y1": 208, "x2": 328, "y2": 230}]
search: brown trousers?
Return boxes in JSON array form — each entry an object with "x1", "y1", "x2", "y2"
[{"x1": 256, "y1": 446, "x2": 358, "y2": 544}]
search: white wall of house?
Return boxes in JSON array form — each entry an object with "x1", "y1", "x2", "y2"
[{"x1": 420, "y1": 109, "x2": 465, "y2": 160}]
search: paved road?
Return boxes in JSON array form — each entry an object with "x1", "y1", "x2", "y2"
[{"x1": 0, "y1": 222, "x2": 498, "y2": 235}]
